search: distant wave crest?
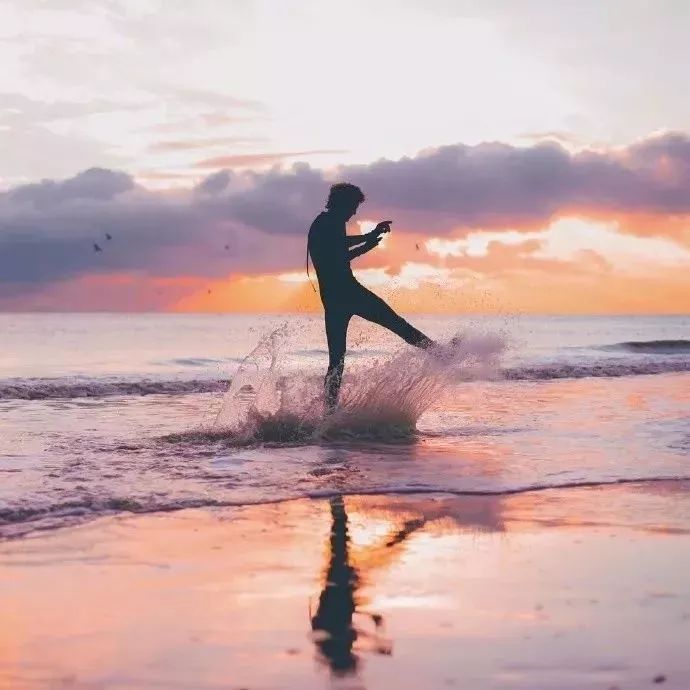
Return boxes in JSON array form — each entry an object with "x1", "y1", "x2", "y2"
[
  {"x1": 504, "y1": 360, "x2": 690, "y2": 380},
  {"x1": 602, "y1": 339, "x2": 690, "y2": 354},
  {"x1": 0, "y1": 378, "x2": 227, "y2": 400}
]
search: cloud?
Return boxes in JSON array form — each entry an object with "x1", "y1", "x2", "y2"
[
  {"x1": 8, "y1": 168, "x2": 134, "y2": 206},
  {"x1": 148, "y1": 136, "x2": 268, "y2": 153},
  {"x1": 0, "y1": 164, "x2": 320, "y2": 295},
  {"x1": 194, "y1": 150, "x2": 347, "y2": 169},
  {"x1": 147, "y1": 113, "x2": 258, "y2": 134},
  {"x1": 1, "y1": 132, "x2": 690, "y2": 303},
  {"x1": 195, "y1": 170, "x2": 231, "y2": 195},
  {"x1": 344, "y1": 132, "x2": 690, "y2": 232}
]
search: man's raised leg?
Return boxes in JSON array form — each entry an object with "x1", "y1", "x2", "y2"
[{"x1": 353, "y1": 287, "x2": 434, "y2": 348}]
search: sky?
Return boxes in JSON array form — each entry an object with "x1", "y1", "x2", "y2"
[{"x1": 0, "y1": 0, "x2": 689, "y2": 313}]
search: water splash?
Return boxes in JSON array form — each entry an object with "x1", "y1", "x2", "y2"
[{"x1": 210, "y1": 326, "x2": 506, "y2": 445}]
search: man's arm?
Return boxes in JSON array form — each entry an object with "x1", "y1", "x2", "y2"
[
  {"x1": 349, "y1": 236, "x2": 380, "y2": 260},
  {"x1": 345, "y1": 234, "x2": 369, "y2": 248}
]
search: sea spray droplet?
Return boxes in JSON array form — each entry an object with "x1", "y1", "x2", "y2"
[{"x1": 210, "y1": 326, "x2": 507, "y2": 445}]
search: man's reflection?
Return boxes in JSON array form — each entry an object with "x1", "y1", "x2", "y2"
[
  {"x1": 309, "y1": 491, "x2": 507, "y2": 677},
  {"x1": 310, "y1": 496, "x2": 425, "y2": 676},
  {"x1": 310, "y1": 496, "x2": 361, "y2": 674}
]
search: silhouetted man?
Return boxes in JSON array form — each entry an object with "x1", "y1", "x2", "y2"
[{"x1": 308, "y1": 183, "x2": 433, "y2": 411}]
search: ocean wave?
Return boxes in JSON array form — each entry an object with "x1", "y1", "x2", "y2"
[
  {"x1": 2, "y1": 359, "x2": 690, "y2": 401},
  {"x1": 602, "y1": 339, "x2": 690, "y2": 354},
  {"x1": 2, "y1": 476, "x2": 689, "y2": 539},
  {"x1": 504, "y1": 360, "x2": 690, "y2": 380},
  {"x1": 161, "y1": 356, "x2": 246, "y2": 366},
  {"x1": 0, "y1": 361, "x2": 690, "y2": 400},
  {"x1": 167, "y1": 357, "x2": 226, "y2": 366},
  {"x1": 0, "y1": 378, "x2": 227, "y2": 400}
]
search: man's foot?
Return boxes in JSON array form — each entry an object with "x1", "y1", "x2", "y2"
[
  {"x1": 416, "y1": 336, "x2": 436, "y2": 349},
  {"x1": 424, "y1": 336, "x2": 463, "y2": 360}
]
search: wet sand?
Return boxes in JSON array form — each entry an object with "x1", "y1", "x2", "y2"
[{"x1": 1, "y1": 483, "x2": 689, "y2": 690}]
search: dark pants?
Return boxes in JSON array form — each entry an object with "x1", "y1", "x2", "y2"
[{"x1": 322, "y1": 283, "x2": 432, "y2": 410}]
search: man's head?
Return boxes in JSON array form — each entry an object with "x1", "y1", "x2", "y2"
[{"x1": 326, "y1": 183, "x2": 365, "y2": 220}]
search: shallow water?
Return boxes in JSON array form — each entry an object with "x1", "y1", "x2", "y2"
[
  {"x1": 1, "y1": 313, "x2": 689, "y2": 537},
  {"x1": 2, "y1": 487, "x2": 690, "y2": 690}
]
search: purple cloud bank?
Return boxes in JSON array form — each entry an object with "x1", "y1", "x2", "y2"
[{"x1": 1, "y1": 132, "x2": 689, "y2": 296}]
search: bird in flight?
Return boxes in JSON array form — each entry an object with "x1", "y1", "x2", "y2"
[
  {"x1": 93, "y1": 243, "x2": 103, "y2": 252},
  {"x1": 105, "y1": 233, "x2": 112, "y2": 241}
]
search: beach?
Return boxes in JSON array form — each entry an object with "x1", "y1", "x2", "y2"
[
  {"x1": 2, "y1": 484, "x2": 689, "y2": 689},
  {"x1": 1, "y1": 313, "x2": 689, "y2": 688}
]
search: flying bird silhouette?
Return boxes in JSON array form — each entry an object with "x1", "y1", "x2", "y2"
[
  {"x1": 415, "y1": 243, "x2": 420, "y2": 251},
  {"x1": 93, "y1": 243, "x2": 103, "y2": 252},
  {"x1": 105, "y1": 233, "x2": 112, "y2": 241}
]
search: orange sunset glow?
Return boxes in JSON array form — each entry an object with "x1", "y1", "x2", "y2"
[{"x1": 2, "y1": 205, "x2": 688, "y2": 314}]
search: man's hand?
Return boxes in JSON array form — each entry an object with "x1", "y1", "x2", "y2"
[
  {"x1": 366, "y1": 220, "x2": 392, "y2": 243},
  {"x1": 373, "y1": 220, "x2": 392, "y2": 237}
]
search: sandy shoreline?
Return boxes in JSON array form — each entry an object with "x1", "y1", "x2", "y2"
[{"x1": 2, "y1": 482, "x2": 689, "y2": 690}]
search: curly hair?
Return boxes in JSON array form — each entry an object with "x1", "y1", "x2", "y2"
[{"x1": 326, "y1": 182, "x2": 365, "y2": 210}]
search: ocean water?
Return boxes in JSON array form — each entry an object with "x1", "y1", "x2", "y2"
[{"x1": 1, "y1": 312, "x2": 689, "y2": 538}]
